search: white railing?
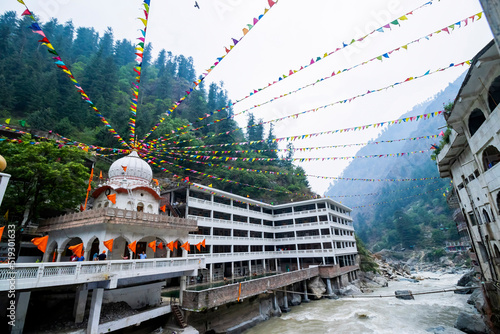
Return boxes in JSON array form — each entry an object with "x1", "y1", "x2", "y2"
[{"x1": 0, "y1": 257, "x2": 205, "y2": 291}]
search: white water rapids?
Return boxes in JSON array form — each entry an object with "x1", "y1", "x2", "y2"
[{"x1": 244, "y1": 272, "x2": 480, "y2": 334}]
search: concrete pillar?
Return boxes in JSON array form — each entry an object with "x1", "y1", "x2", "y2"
[
  {"x1": 302, "y1": 280, "x2": 310, "y2": 303},
  {"x1": 179, "y1": 276, "x2": 187, "y2": 304},
  {"x1": 249, "y1": 260, "x2": 252, "y2": 276},
  {"x1": 166, "y1": 249, "x2": 171, "y2": 258},
  {"x1": 56, "y1": 249, "x2": 64, "y2": 262},
  {"x1": 297, "y1": 257, "x2": 301, "y2": 270},
  {"x1": 11, "y1": 291, "x2": 31, "y2": 334},
  {"x1": 73, "y1": 288, "x2": 89, "y2": 324},
  {"x1": 273, "y1": 293, "x2": 279, "y2": 311},
  {"x1": 263, "y1": 259, "x2": 267, "y2": 272},
  {"x1": 209, "y1": 263, "x2": 213, "y2": 283},
  {"x1": 231, "y1": 262, "x2": 234, "y2": 279},
  {"x1": 275, "y1": 258, "x2": 279, "y2": 272},
  {"x1": 326, "y1": 278, "x2": 334, "y2": 299},
  {"x1": 87, "y1": 288, "x2": 103, "y2": 334},
  {"x1": 478, "y1": 0, "x2": 500, "y2": 53},
  {"x1": 281, "y1": 286, "x2": 290, "y2": 312}
]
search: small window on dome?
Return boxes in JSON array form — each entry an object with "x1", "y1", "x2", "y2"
[
  {"x1": 137, "y1": 202, "x2": 144, "y2": 212},
  {"x1": 104, "y1": 202, "x2": 109, "y2": 208}
]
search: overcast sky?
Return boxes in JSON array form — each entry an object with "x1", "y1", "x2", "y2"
[{"x1": 1, "y1": 0, "x2": 493, "y2": 194}]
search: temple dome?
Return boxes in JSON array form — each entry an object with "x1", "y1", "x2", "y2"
[{"x1": 108, "y1": 151, "x2": 152, "y2": 183}]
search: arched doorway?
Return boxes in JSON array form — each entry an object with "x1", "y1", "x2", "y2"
[
  {"x1": 46, "y1": 241, "x2": 58, "y2": 262},
  {"x1": 483, "y1": 146, "x2": 500, "y2": 170},
  {"x1": 488, "y1": 75, "x2": 500, "y2": 111},
  {"x1": 88, "y1": 238, "x2": 100, "y2": 261},
  {"x1": 468, "y1": 108, "x2": 486, "y2": 137},
  {"x1": 63, "y1": 237, "x2": 83, "y2": 261},
  {"x1": 110, "y1": 236, "x2": 130, "y2": 260},
  {"x1": 171, "y1": 239, "x2": 184, "y2": 258}
]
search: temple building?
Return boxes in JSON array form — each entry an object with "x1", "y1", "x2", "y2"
[{"x1": 436, "y1": 40, "x2": 500, "y2": 329}]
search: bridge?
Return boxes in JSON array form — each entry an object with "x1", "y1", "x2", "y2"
[{"x1": 0, "y1": 257, "x2": 205, "y2": 334}]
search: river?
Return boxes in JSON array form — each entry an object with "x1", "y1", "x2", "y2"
[{"x1": 244, "y1": 271, "x2": 478, "y2": 334}]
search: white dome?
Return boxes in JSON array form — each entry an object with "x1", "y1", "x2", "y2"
[{"x1": 108, "y1": 151, "x2": 152, "y2": 182}]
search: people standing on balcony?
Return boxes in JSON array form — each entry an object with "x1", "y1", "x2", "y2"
[
  {"x1": 139, "y1": 251, "x2": 147, "y2": 259},
  {"x1": 98, "y1": 251, "x2": 107, "y2": 261}
]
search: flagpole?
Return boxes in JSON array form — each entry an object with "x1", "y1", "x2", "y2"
[{"x1": 83, "y1": 163, "x2": 95, "y2": 211}]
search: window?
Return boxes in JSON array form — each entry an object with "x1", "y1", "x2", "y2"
[
  {"x1": 483, "y1": 146, "x2": 500, "y2": 171},
  {"x1": 488, "y1": 75, "x2": 500, "y2": 112},
  {"x1": 468, "y1": 108, "x2": 486, "y2": 137},
  {"x1": 483, "y1": 209, "x2": 492, "y2": 223}
]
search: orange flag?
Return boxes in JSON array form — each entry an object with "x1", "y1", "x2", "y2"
[
  {"x1": 68, "y1": 243, "x2": 83, "y2": 257},
  {"x1": 157, "y1": 242, "x2": 164, "y2": 249},
  {"x1": 160, "y1": 205, "x2": 166, "y2": 212},
  {"x1": 174, "y1": 241, "x2": 178, "y2": 249},
  {"x1": 196, "y1": 242, "x2": 202, "y2": 252},
  {"x1": 166, "y1": 241, "x2": 174, "y2": 252},
  {"x1": 103, "y1": 239, "x2": 114, "y2": 252},
  {"x1": 0, "y1": 226, "x2": 4, "y2": 240},
  {"x1": 152, "y1": 178, "x2": 159, "y2": 186},
  {"x1": 121, "y1": 165, "x2": 127, "y2": 172},
  {"x1": 31, "y1": 235, "x2": 49, "y2": 253},
  {"x1": 201, "y1": 239, "x2": 206, "y2": 248},
  {"x1": 107, "y1": 194, "x2": 116, "y2": 204},
  {"x1": 128, "y1": 240, "x2": 137, "y2": 254},
  {"x1": 181, "y1": 242, "x2": 190, "y2": 252},
  {"x1": 148, "y1": 240, "x2": 157, "y2": 252},
  {"x1": 99, "y1": 170, "x2": 103, "y2": 179}
]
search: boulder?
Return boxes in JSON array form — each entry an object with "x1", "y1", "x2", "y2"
[
  {"x1": 289, "y1": 293, "x2": 301, "y2": 306},
  {"x1": 467, "y1": 289, "x2": 485, "y2": 313},
  {"x1": 457, "y1": 271, "x2": 476, "y2": 287},
  {"x1": 338, "y1": 284, "x2": 362, "y2": 296},
  {"x1": 307, "y1": 277, "x2": 326, "y2": 299},
  {"x1": 454, "y1": 312, "x2": 488, "y2": 334},
  {"x1": 395, "y1": 290, "x2": 414, "y2": 300}
]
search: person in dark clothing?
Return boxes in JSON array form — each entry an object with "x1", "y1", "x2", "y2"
[{"x1": 98, "y1": 251, "x2": 107, "y2": 261}]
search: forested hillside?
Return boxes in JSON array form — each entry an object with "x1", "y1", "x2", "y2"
[
  {"x1": 325, "y1": 74, "x2": 466, "y2": 252},
  {"x1": 0, "y1": 12, "x2": 312, "y2": 203}
]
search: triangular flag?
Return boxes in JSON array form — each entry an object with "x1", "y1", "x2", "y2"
[
  {"x1": 21, "y1": 9, "x2": 31, "y2": 16},
  {"x1": 201, "y1": 239, "x2": 206, "y2": 248},
  {"x1": 158, "y1": 242, "x2": 164, "y2": 249},
  {"x1": 196, "y1": 242, "x2": 201, "y2": 251},
  {"x1": 208, "y1": 184, "x2": 212, "y2": 187},
  {"x1": 99, "y1": 170, "x2": 103, "y2": 179},
  {"x1": 174, "y1": 241, "x2": 178, "y2": 249},
  {"x1": 104, "y1": 239, "x2": 114, "y2": 252},
  {"x1": 128, "y1": 240, "x2": 137, "y2": 254},
  {"x1": 152, "y1": 178, "x2": 159, "y2": 186},
  {"x1": 121, "y1": 165, "x2": 127, "y2": 172},
  {"x1": 160, "y1": 205, "x2": 166, "y2": 212},
  {"x1": 181, "y1": 242, "x2": 190, "y2": 252},
  {"x1": 68, "y1": 243, "x2": 83, "y2": 257},
  {"x1": 107, "y1": 194, "x2": 116, "y2": 204},
  {"x1": 148, "y1": 240, "x2": 157, "y2": 252},
  {"x1": 5, "y1": 118, "x2": 10, "y2": 124},
  {"x1": 31, "y1": 235, "x2": 49, "y2": 253},
  {"x1": 0, "y1": 226, "x2": 4, "y2": 240},
  {"x1": 166, "y1": 241, "x2": 174, "y2": 252}
]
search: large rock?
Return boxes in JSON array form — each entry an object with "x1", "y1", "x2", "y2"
[
  {"x1": 395, "y1": 290, "x2": 414, "y2": 300},
  {"x1": 454, "y1": 312, "x2": 488, "y2": 334},
  {"x1": 338, "y1": 284, "x2": 362, "y2": 297},
  {"x1": 289, "y1": 293, "x2": 301, "y2": 306},
  {"x1": 467, "y1": 289, "x2": 485, "y2": 313},
  {"x1": 307, "y1": 277, "x2": 326, "y2": 299},
  {"x1": 457, "y1": 271, "x2": 475, "y2": 287}
]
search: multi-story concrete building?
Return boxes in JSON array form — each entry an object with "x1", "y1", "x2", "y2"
[
  {"x1": 436, "y1": 40, "x2": 500, "y2": 329},
  {"x1": 162, "y1": 184, "x2": 358, "y2": 283}
]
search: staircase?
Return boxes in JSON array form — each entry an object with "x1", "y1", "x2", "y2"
[
  {"x1": 165, "y1": 201, "x2": 180, "y2": 217},
  {"x1": 172, "y1": 304, "x2": 187, "y2": 328}
]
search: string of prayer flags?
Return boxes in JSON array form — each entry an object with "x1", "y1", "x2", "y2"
[
  {"x1": 128, "y1": 0, "x2": 151, "y2": 148},
  {"x1": 31, "y1": 235, "x2": 49, "y2": 253},
  {"x1": 155, "y1": 57, "x2": 469, "y2": 147},
  {"x1": 351, "y1": 186, "x2": 450, "y2": 208},
  {"x1": 148, "y1": 240, "x2": 157, "y2": 252},
  {"x1": 167, "y1": 148, "x2": 431, "y2": 162},
  {"x1": 160, "y1": 1, "x2": 445, "y2": 141},
  {"x1": 104, "y1": 239, "x2": 114, "y2": 252},
  {"x1": 165, "y1": 134, "x2": 441, "y2": 154},
  {"x1": 17, "y1": 1, "x2": 130, "y2": 149},
  {"x1": 150, "y1": 110, "x2": 445, "y2": 150},
  {"x1": 107, "y1": 193, "x2": 116, "y2": 204},
  {"x1": 128, "y1": 240, "x2": 137, "y2": 254},
  {"x1": 68, "y1": 243, "x2": 84, "y2": 258},
  {"x1": 138, "y1": 0, "x2": 280, "y2": 146}
]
